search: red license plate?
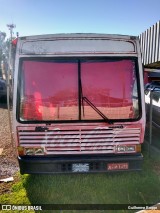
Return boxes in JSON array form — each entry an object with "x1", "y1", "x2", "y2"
[{"x1": 107, "y1": 163, "x2": 129, "y2": 171}]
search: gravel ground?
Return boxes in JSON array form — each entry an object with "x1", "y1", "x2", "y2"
[{"x1": 0, "y1": 100, "x2": 19, "y2": 194}]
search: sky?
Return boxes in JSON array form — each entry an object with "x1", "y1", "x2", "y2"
[{"x1": 0, "y1": 0, "x2": 160, "y2": 38}]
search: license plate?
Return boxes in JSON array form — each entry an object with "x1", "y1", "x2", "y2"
[
  {"x1": 72, "y1": 163, "x2": 89, "y2": 172},
  {"x1": 107, "y1": 163, "x2": 129, "y2": 171}
]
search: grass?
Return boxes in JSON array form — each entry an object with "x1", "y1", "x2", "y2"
[{"x1": 1, "y1": 150, "x2": 160, "y2": 213}]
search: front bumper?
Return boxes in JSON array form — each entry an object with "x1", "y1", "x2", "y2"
[{"x1": 18, "y1": 154, "x2": 143, "y2": 174}]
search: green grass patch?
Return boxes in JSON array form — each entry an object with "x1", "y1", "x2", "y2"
[{"x1": 0, "y1": 152, "x2": 160, "y2": 213}]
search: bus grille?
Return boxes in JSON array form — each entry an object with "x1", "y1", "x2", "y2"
[{"x1": 18, "y1": 126, "x2": 141, "y2": 155}]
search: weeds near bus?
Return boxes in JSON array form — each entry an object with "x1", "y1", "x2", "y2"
[{"x1": 1, "y1": 151, "x2": 160, "y2": 213}]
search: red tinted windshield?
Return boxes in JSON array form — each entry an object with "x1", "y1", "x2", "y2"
[
  {"x1": 81, "y1": 60, "x2": 137, "y2": 120},
  {"x1": 20, "y1": 61, "x2": 78, "y2": 121},
  {"x1": 19, "y1": 59, "x2": 139, "y2": 122}
]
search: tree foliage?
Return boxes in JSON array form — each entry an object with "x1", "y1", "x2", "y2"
[
  {"x1": 0, "y1": 32, "x2": 9, "y2": 61},
  {"x1": 0, "y1": 31, "x2": 10, "y2": 77}
]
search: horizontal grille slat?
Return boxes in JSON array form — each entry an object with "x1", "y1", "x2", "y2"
[
  {"x1": 19, "y1": 138, "x2": 139, "y2": 143},
  {"x1": 18, "y1": 126, "x2": 141, "y2": 154},
  {"x1": 46, "y1": 150, "x2": 114, "y2": 154},
  {"x1": 19, "y1": 133, "x2": 139, "y2": 140},
  {"x1": 47, "y1": 146, "x2": 114, "y2": 151},
  {"x1": 19, "y1": 129, "x2": 140, "y2": 135},
  {"x1": 18, "y1": 141, "x2": 138, "y2": 147}
]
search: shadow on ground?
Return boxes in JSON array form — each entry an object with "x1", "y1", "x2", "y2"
[
  {"x1": 0, "y1": 97, "x2": 7, "y2": 109},
  {"x1": 145, "y1": 122, "x2": 160, "y2": 150}
]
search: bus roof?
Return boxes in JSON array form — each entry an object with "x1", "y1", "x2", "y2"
[{"x1": 19, "y1": 33, "x2": 137, "y2": 40}]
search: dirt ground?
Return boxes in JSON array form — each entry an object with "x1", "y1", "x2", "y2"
[{"x1": 0, "y1": 100, "x2": 19, "y2": 194}]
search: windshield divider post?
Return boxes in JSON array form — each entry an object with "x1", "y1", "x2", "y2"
[{"x1": 78, "y1": 60, "x2": 81, "y2": 120}]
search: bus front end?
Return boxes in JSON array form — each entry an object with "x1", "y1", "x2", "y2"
[{"x1": 13, "y1": 34, "x2": 145, "y2": 174}]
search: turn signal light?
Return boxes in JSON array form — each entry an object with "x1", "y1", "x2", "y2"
[
  {"x1": 136, "y1": 144, "x2": 141, "y2": 153},
  {"x1": 17, "y1": 146, "x2": 24, "y2": 156}
]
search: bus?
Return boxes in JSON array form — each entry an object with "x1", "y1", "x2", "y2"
[{"x1": 12, "y1": 34, "x2": 145, "y2": 174}]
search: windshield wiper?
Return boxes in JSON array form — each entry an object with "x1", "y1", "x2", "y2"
[
  {"x1": 82, "y1": 96, "x2": 113, "y2": 124},
  {"x1": 79, "y1": 61, "x2": 112, "y2": 124}
]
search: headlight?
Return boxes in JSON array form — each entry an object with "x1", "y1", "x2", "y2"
[
  {"x1": 117, "y1": 146, "x2": 126, "y2": 152},
  {"x1": 24, "y1": 147, "x2": 45, "y2": 155},
  {"x1": 126, "y1": 146, "x2": 135, "y2": 152},
  {"x1": 25, "y1": 148, "x2": 34, "y2": 155},
  {"x1": 116, "y1": 145, "x2": 136, "y2": 153},
  {"x1": 35, "y1": 147, "x2": 44, "y2": 155}
]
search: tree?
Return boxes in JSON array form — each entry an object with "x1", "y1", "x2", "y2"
[{"x1": 0, "y1": 31, "x2": 9, "y2": 78}]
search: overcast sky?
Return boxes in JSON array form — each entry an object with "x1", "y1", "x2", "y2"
[{"x1": 0, "y1": 0, "x2": 160, "y2": 37}]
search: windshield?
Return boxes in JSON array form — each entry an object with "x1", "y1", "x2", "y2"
[{"x1": 19, "y1": 58, "x2": 140, "y2": 122}]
